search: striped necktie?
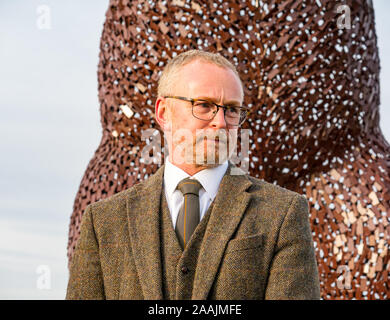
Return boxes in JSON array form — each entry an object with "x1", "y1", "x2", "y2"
[{"x1": 175, "y1": 178, "x2": 203, "y2": 249}]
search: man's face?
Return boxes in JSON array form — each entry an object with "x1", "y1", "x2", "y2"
[{"x1": 163, "y1": 60, "x2": 244, "y2": 168}]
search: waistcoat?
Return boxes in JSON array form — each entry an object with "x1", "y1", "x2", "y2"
[{"x1": 159, "y1": 190, "x2": 215, "y2": 300}]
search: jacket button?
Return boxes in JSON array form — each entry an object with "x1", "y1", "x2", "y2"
[{"x1": 181, "y1": 266, "x2": 189, "y2": 274}]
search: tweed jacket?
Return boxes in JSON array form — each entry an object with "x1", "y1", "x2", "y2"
[{"x1": 66, "y1": 161, "x2": 321, "y2": 300}]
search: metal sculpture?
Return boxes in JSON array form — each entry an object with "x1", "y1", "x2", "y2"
[{"x1": 67, "y1": 0, "x2": 390, "y2": 299}]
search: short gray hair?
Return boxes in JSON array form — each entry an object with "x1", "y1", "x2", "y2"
[{"x1": 157, "y1": 50, "x2": 243, "y2": 97}]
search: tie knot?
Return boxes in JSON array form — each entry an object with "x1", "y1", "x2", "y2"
[{"x1": 177, "y1": 178, "x2": 202, "y2": 196}]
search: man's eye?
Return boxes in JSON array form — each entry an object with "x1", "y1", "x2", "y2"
[
  {"x1": 228, "y1": 107, "x2": 240, "y2": 114},
  {"x1": 196, "y1": 102, "x2": 212, "y2": 108}
]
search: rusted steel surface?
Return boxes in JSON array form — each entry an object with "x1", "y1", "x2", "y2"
[{"x1": 67, "y1": 0, "x2": 390, "y2": 299}]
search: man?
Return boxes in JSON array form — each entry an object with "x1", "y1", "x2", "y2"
[{"x1": 66, "y1": 50, "x2": 320, "y2": 299}]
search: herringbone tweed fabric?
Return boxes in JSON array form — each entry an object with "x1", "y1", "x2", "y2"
[{"x1": 66, "y1": 161, "x2": 320, "y2": 300}]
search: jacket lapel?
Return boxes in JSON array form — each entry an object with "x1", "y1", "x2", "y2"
[
  {"x1": 126, "y1": 165, "x2": 165, "y2": 300},
  {"x1": 192, "y1": 161, "x2": 253, "y2": 299}
]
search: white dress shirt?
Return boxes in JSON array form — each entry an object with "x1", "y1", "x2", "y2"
[{"x1": 163, "y1": 158, "x2": 228, "y2": 229}]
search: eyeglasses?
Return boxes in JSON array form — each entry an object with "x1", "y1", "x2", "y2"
[{"x1": 164, "y1": 96, "x2": 250, "y2": 126}]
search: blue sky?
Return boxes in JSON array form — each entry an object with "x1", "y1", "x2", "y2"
[
  {"x1": 0, "y1": 0, "x2": 107, "y2": 299},
  {"x1": 0, "y1": 1, "x2": 389, "y2": 299}
]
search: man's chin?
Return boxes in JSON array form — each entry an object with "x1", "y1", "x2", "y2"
[
  {"x1": 193, "y1": 162, "x2": 219, "y2": 169},
  {"x1": 192, "y1": 152, "x2": 228, "y2": 167}
]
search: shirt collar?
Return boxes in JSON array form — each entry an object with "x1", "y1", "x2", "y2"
[{"x1": 163, "y1": 158, "x2": 228, "y2": 201}]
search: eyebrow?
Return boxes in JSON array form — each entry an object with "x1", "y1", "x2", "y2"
[{"x1": 194, "y1": 96, "x2": 242, "y2": 106}]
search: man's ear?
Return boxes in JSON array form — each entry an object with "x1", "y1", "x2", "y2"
[{"x1": 155, "y1": 97, "x2": 171, "y2": 132}]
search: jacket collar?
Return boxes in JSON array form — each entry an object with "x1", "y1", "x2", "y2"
[{"x1": 126, "y1": 161, "x2": 253, "y2": 299}]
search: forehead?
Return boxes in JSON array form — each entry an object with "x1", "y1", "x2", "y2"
[{"x1": 172, "y1": 60, "x2": 243, "y2": 102}]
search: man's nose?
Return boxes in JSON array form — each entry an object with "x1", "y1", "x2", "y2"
[{"x1": 210, "y1": 107, "x2": 227, "y2": 128}]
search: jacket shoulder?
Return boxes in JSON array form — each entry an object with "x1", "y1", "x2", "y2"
[
  {"x1": 245, "y1": 175, "x2": 307, "y2": 212},
  {"x1": 247, "y1": 175, "x2": 302, "y2": 197},
  {"x1": 85, "y1": 182, "x2": 143, "y2": 234},
  {"x1": 86, "y1": 165, "x2": 163, "y2": 223},
  {"x1": 88, "y1": 185, "x2": 134, "y2": 212}
]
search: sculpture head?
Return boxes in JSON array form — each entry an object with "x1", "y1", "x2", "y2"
[{"x1": 96, "y1": 1, "x2": 382, "y2": 185}]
